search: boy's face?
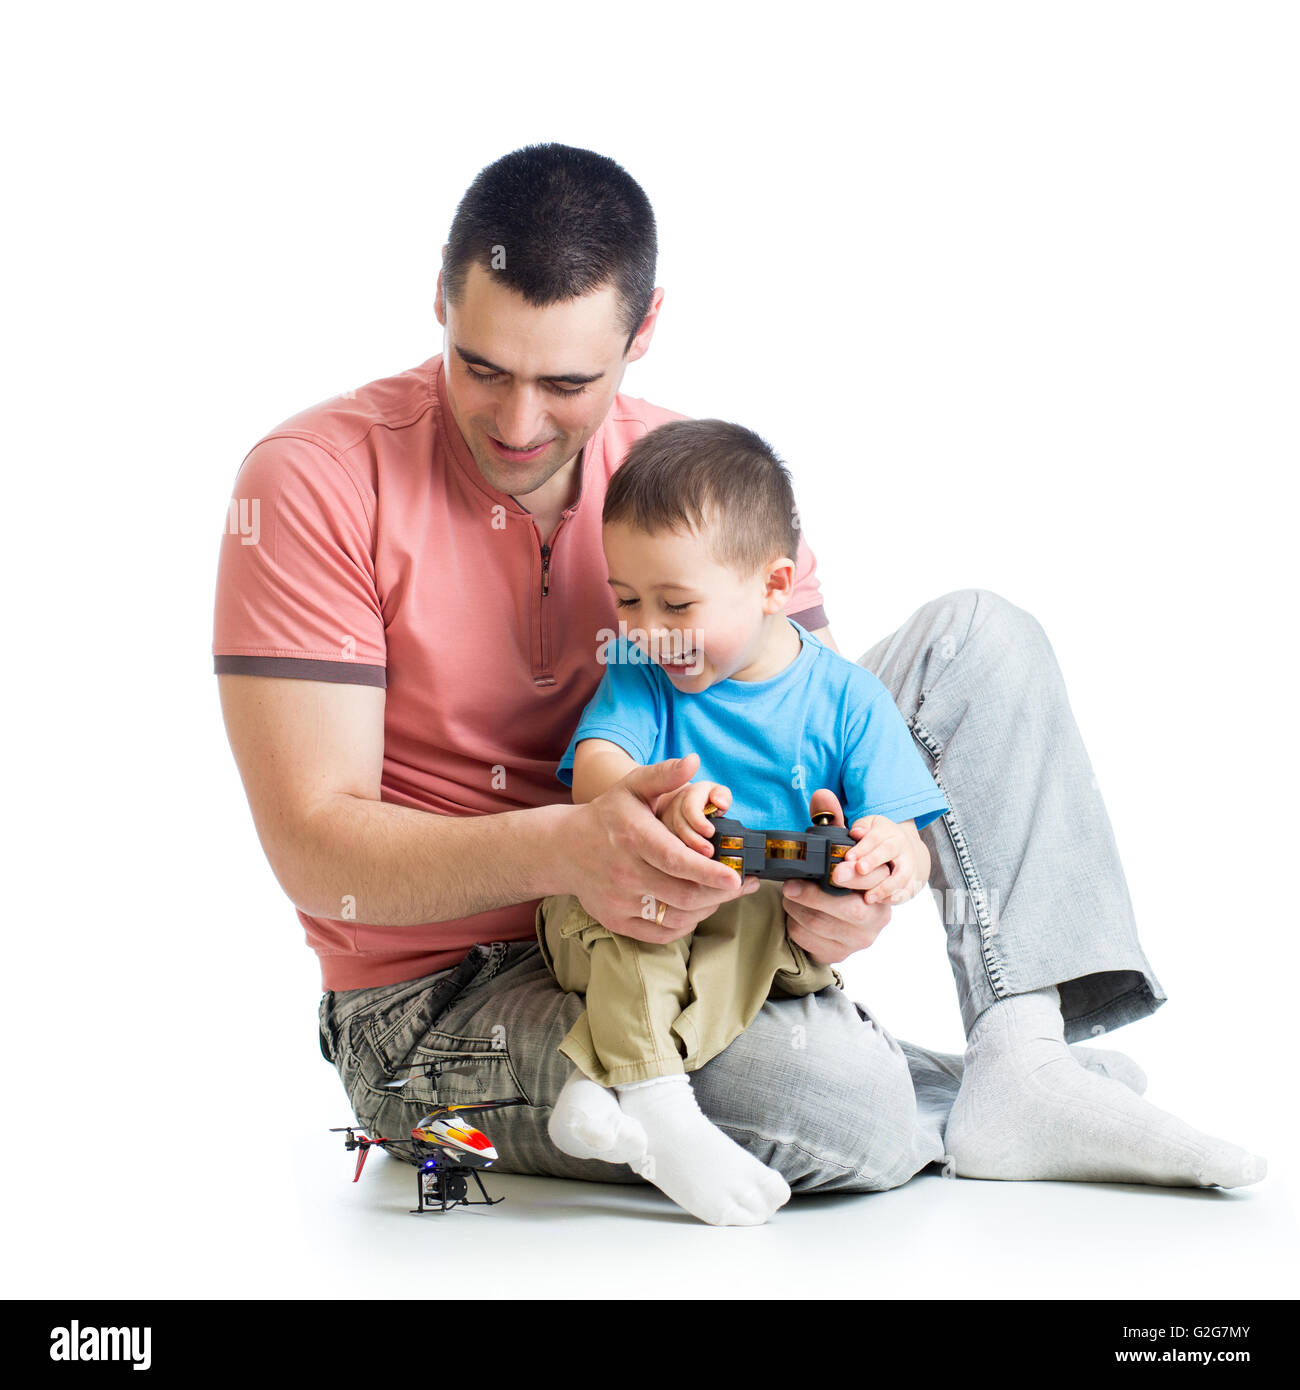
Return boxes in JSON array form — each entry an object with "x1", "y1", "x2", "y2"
[{"x1": 602, "y1": 518, "x2": 795, "y2": 688}]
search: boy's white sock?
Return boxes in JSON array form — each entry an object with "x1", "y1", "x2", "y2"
[
  {"x1": 615, "y1": 1074, "x2": 791, "y2": 1226},
  {"x1": 547, "y1": 1067, "x2": 648, "y2": 1165},
  {"x1": 945, "y1": 987, "x2": 1267, "y2": 1187}
]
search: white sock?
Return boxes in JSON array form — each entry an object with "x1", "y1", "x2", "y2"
[
  {"x1": 615, "y1": 1074, "x2": 791, "y2": 1226},
  {"x1": 945, "y1": 987, "x2": 1267, "y2": 1188},
  {"x1": 547, "y1": 1067, "x2": 648, "y2": 1165},
  {"x1": 1068, "y1": 1044, "x2": 1148, "y2": 1094},
  {"x1": 905, "y1": 1039, "x2": 1148, "y2": 1096}
]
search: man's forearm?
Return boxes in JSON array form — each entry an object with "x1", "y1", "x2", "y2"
[{"x1": 276, "y1": 795, "x2": 576, "y2": 926}]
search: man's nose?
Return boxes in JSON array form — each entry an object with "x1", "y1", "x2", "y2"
[{"x1": 494, "y1": 385, "x2": 547, "y2": 447}]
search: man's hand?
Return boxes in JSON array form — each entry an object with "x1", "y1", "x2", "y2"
[
  {"x1": 781, "y1": 790, "x2": 923, "y2": 966},
  {"x1": 558, "y1": 752, "x2": 761, "y2": 944}
]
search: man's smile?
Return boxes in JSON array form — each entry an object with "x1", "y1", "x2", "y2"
[{"x1": 488, "y1": 435, "x2": 554, "y2": 461}]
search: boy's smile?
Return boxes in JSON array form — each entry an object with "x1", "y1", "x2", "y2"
[{"x1": 602, "y1": 519, "x2": 801, "y2": 688}]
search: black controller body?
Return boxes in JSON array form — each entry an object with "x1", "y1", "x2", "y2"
[{"x1": 704, "y1": 810, "x2": 855, "y2": 896}]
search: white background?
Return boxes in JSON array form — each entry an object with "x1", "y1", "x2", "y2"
[{"x1": 3, "y1": 1, "x2": 1297, "y2": 1300}]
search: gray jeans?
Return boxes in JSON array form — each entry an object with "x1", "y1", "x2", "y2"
[{"x1": 318, "y1": 588, "x2": 1165, "y2": 1194}]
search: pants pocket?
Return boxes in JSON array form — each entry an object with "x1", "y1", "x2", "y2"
[
  {"x1": 335, "y1": 972, "x2": 466, "y2": 1124},
  {"x1": 361, "y1": 1024, "x2": 531, "y2": 1160},
  {"x1": 552, "y1": 895, "x2": 608, "y2": 941}
]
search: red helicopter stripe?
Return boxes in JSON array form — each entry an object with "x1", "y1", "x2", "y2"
[{"x1": 441, "y1": 1126, "x2": 492, "y2": 1151}]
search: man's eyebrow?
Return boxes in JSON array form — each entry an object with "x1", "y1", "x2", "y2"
[{"x1": 454, "y1": 343, "x2": 605, "y2": 385}]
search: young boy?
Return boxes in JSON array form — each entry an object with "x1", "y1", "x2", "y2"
[{"x1": 535, "y1": 419, "x2": 950, "y2": 1226}]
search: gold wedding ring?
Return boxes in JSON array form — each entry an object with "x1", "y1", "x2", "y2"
[{"x1": 655, "y1": 900, "x2": 667, "y2": 925}]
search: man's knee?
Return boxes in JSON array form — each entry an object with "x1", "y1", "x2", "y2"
[
  {"x1": 988, "y1": 586, "x2": 1053, "y2": 652},
  {"x1": 690, "y1": 998, "x2": 930, "y2": 1192},
  {"x1": 924, "y1": 586, "x2": 1041, "y2": 647},
  {"x1": 925, "y1": 587, "x2": 1055, "y2": 686},
  {"x1": 839, "y1": 1042, "x2": 931, "y2": 1190}
]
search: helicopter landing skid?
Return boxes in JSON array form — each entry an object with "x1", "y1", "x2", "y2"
[{"x1": 412, "y1": 1164, "x2": 505, "y2": 1214}]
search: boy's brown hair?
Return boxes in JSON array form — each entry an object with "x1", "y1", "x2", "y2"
[{"x1": 602, "y1": 419, "x2": 800, "y2": 580}]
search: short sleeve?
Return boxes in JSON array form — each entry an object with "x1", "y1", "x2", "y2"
[
  {"x1": 841, "y1": 679, "x2": 950, "y2": 830},
  {"x1": 212, "y1": 435, "x2": 387, "y2": 686},
  {"x1": 787, "y1": 528, "x2": 829, "y2": 632},
  {"x1": 556, "y1": 638, "x2": 663, "y2": 786}
]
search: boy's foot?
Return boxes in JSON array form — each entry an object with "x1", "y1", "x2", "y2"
[
  {"x1": 547, "y1": 1068, "x2": 648, "y2": 1166},
  {"x1": 616, "y1": 1074, "x2": 791, "y2": 1226},
  {"x1": 945, "y1": 987, "x2": 1267, "y2": 1188}
]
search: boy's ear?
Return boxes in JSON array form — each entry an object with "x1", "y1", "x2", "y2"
[{"x1": 763, "y1": 556, "x2": 797, "y2": 610}]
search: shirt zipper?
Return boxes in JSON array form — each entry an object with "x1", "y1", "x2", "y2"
[
  {"x1": 539, "y1": 538, "x2": 552, "y2": 678},
  {"x1": 536, "y1": 524, "x2": 567, "y2": 680},
  {"x1": 520, "y1": 447, "x2": 584, "y2": 684}
]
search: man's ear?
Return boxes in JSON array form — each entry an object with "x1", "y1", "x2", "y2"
[
  {"x1": 624, "y1": 286, "x2": 665, "y2": 364},
  {"x1": 434, "y1": 267, "x2": 446, "y2": 327}
]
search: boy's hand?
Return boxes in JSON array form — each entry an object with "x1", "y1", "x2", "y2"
[
  {"x1": 831, "y1": 814, "x2": 927, "y2": 905},
  {"x1": 656, "y1": 777, "x2": 734, "y2": 859},
  {"x1": 781, "y1": 791, "x2": 928, "y2": 965},
  {"x1": 562, "y1": 754, "x2": 762, "y2": 946}
]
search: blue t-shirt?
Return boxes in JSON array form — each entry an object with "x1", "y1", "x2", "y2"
[{"x1": 556, "y1": 619, "x2": 949, "y2": 832}]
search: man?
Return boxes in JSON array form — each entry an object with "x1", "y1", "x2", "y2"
[{"x1": 214, "y1": 143, "x2": 1263, "y2": 1215}]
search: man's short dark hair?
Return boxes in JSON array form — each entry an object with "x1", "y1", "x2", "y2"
[
  {"x1": 603, "y1": 420, "x2": 802, "y2": 581},
  {"x1": 443, "y1": 143, "x2": 657, "y2": 352}
]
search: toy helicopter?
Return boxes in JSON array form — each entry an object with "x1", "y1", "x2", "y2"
[
  {"x1": 702, "y1": 801, "x2": 854, "y2": 896},
  {"x1": 331, "y1": 1057, "x2": 527, "y2": 1213}
]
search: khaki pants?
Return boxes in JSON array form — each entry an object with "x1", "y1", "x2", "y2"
[{"x1": 534, "y1": 880, "x2": 843, "y2": 1087}]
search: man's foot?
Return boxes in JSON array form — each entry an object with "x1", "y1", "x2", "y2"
[
  {"x1": 904, "y1": 1038, "x2": 1148, "y2": 1097},
  {"x1": 1069, "y1": 1044, "x2": 1148, "y2": 1094},
  {"x1": 547, "y1": 1068, "x2": 648, "y2": 1165},
  {"x1": 615, "y1": 1074, "x2": 791, "y2": 1226},
  {"x1": 945, "y1": 987, "x2": 1266, "y2": 1188}
]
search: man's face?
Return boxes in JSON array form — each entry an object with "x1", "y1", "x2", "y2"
[
  {"x1": 435, "y1": 259, "x2": 661, "y2": 499},
  {"x1": 602, "y1": 518, "x2": 795, "y2": 690}
]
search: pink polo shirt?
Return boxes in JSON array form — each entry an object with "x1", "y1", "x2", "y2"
[{"x1": 213, "y1": 354, "x2": 830, "y2": 990}]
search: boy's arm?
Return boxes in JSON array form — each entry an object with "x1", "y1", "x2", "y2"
[
  {"x1": 570, "y1": 737, "x2": 641, "y2": 805},
  {"x1": 900, "y1": 818, "x2": 931, "y2": 888},
  {"x1": 883, "y1": 816, "x2": 931, "y2": 902}
]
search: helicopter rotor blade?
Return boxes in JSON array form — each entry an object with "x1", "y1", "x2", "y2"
[{"x1": 441, "y1": 1097, "x2": 529, "y2": 1115}]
